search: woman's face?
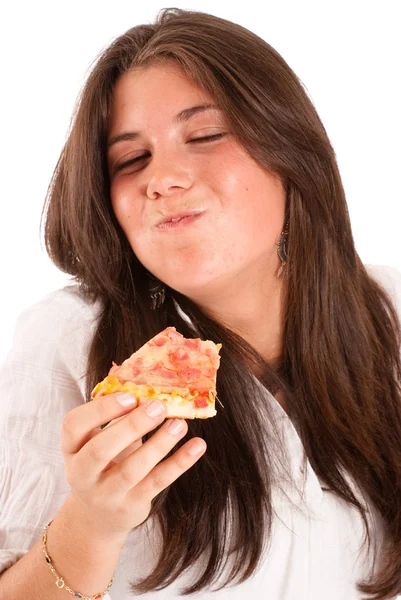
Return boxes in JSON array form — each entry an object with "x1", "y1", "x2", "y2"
[{"x1": 107, "y1": 61, "x2": 286, "y2": 300}]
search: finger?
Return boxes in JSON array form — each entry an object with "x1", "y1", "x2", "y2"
[
  {"x1": 92, "y1": 415, "x2": 144, "y2": 471},
  {"x1": 73, "y1": 399, "x2": 168, "y2": 483},
  {"x1": 86, "y1": 413, "x2": 143, "y2": 445},
  {"x1": 130, "y1": 437, "x2": 207, "y2": 501},
  {"x1": 61, "y1": 392, "x2": 139, "y2": 455},
  {"x1": 99, "y1": 417, "x2": 190, "y2": 492},
  {"x1": 104, "y1": 439, "x2": 144, "y2": 470},
  {"x1": 84, "y1": 413, "x2": 127, "y2": 445}
]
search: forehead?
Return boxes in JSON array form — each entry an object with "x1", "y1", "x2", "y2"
[
  {"x1": 115, "y1": 60, "x2": 202, "y2": 91},
  {"x1": 109, "y1": 63, "x2": 218, "y2": 124}
]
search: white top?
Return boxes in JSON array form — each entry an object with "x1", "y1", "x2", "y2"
[{"x1": 1, "y1": 264, "x2": 401, "y2": 600}]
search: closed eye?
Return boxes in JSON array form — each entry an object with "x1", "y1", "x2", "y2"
[
  {"x1": 190, "y1": 133, "x2": 226, "y2": 144},
  {"x1": 114, "y1": 133, "x2": 226, "y2": 172}
]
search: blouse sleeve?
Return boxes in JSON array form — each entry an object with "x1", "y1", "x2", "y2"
[
  {"x1": 366, "y1": 263, "x2": 401, "y2": 320},
  {"x1": 0, "y1": 286, "x2": 99, "y2": 575}
]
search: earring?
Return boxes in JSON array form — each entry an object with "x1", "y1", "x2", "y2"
[
  {"x1": 147, "y1": 273, "x2": 166, "y2": 310},
  {"x1": 277, "y1": 218, "x2": 290, "y2": 278}
]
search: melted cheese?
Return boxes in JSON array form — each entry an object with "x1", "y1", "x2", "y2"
[{"x1": 91, "y1": 376, "x2": 217, "y2": 419}]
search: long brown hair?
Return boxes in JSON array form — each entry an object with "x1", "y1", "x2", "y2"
[{"x1": 42, "y1": 8, "x2": 401, "y2": 598}]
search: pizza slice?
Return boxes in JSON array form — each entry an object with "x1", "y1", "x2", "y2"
[{"x1": 91, "y1": 327, "x2": 222, "y2": 419}]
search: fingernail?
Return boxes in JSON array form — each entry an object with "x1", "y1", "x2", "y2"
[
  {"x1": 187, "y1": 440, "x2": 206, "y2": 456},
  {"x1": 145, "y1": 399, "x2": 165, "y2": 417},
  {"x1": 116, "y1": 393, "x2": 137, "y2": 407},
  {"x1": 166, "y1": 419, "x2": 184, "y2": 435}
]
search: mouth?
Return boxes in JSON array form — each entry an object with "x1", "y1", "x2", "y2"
[{"x1": 156, "y1": 210, "x2": 206, "y2": 229}]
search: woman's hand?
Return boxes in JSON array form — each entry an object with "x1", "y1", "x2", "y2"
[{"x1": 61, "y1": 394, "x2": 206, "y2": 539}]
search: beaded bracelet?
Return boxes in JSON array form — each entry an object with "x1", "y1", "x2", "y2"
[{"x1": 42, "y1": 520, "x2": 115, "y2": 599}]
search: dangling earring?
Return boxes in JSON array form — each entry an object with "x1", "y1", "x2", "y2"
[
  {"x1": 277, "y1": 218, "x2": 290, "y2": 278},
  {"x1": 147, "y1": 273, "x2": 166, "y2": 310}
]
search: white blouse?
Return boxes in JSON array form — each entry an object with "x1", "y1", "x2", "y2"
[{"x1": 1, "y1": 264, "x2": 401, "y2": 600}]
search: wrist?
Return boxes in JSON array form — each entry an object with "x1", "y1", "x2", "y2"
[
  {"x1": 41, "y1": 493, "x2": 127, "y2": 599},
  {"x1": 61, "y1": 492, "x2": 129, "y2": 548},
  {"x1": 42, "y1": 521, "x2": 115, "y2": 600}
]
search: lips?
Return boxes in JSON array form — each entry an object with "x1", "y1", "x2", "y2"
[{"x1": 156, "y1": 210, "x2": 205, "y2": 228}]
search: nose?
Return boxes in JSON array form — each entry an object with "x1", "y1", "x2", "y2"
[{"x1": 146, "y1": 151, "x2": 193, "y2": 200}]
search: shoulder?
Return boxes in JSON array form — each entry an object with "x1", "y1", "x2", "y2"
[
  {"x1": 6, "y1": 285, "x2": 103, "y2": 396},
  {"x1": 16, "y1": 284, "x2": 101, "y2": 324},
  {"x1": 365, "y1": 264, "x2": 401, "y2": 315},
  {"x1": 13, "y1": 284, "x2": 101, "y2": 341}
]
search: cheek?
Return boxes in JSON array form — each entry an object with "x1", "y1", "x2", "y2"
[
  {"x1": 111, "y1": 179, "x2": 129, "y2": 216},
  {"x1": 110, "y1": 182, "x2": 141, "y2": 234}
]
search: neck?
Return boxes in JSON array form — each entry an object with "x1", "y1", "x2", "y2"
[{"x1": 189, "y1": 266, "x2": 285, "y2": 366}]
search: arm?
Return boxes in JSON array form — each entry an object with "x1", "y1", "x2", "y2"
[
  {"x1": 0, "y1": 493, "x2": 127, "y2": 598},
  {"x1": 0, "y1": 287, "x2": 114, "y2": 598},
  {"x1": 0, "y1": 287, "x2": 206, "y2": 598}
]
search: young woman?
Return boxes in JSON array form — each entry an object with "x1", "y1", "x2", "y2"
[{"x1": 1, "y1": 8, "x2": 401, "y2": 600}]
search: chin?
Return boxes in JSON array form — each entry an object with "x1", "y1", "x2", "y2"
[{"x1": 167, "y1": 272, "x2": 224, "y2": 299}]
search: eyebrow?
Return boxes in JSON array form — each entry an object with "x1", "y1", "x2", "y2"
[{"x1": 107, "y1": 103, "x2": 220, "y2": 149}]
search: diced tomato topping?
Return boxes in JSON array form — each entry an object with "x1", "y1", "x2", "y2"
[
  {"x1": 148, "y1": 360, "x2": 179, "y2": 380},
  {"x1": 194, "y1": 395, "x2": 209, "y2": 408},
  {"x1": 109, "y1": 361, "x2": 120, "y2": 375},
  {"x1": 169, "y1": 348, "x2": 189, "y2": 361},
  {"x1": 183, "y1": 338, "x2": 201, "y2": 350},
  {"x1": 166, "y1": 327, "x2": 184, "y2": 341},
  {"x1": 159, "y1": 367, "x2": 177, "y2": 379},
  {"x1": 150, "y1": 361, "x2": 164, "y2": 372},
  {"x1": 148, "y1": 335, "x2": 168, "y2": 347},
  {"x1": 179, "y1": 367, "x2": 201, "y2": 382},
  {"x1": 130, "y1": 358, "x2": 143, "y2": 377}
]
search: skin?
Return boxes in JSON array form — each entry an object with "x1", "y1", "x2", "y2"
[
  {"x1": 2, "y1": 69, "x2": 290, "y2": 587},
  {"x1": 107, "y1": 60, "x2": 287, "y2": 372}
]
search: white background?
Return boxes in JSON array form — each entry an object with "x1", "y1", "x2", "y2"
[{"x1": 1, "y1": 0, "x2": 400, "y2": 363}]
